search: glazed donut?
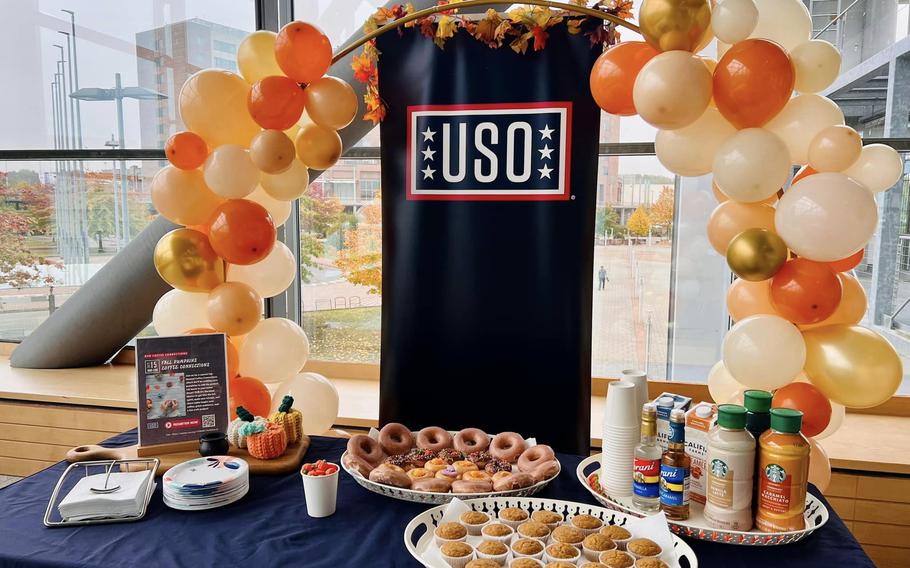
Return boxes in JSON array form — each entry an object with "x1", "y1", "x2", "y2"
[
  {"x1": 490, "y1": 432, "x2": 527, "y2": 462},
  {"x1": 462, "y1": 470, "x2": 492, "y2": 481},
  {"x1": 425, "y1": 458, "x2": 449, "y2": 472},
  {"x1": 407, "y1": 467, "x2": 434, "y2": 480},
  {"x1": 453, "y1": 479, "x2": 493, "y2": 493},
  {"x1": 435, "y1": 465, "x2": 460, "y2": 481},
  {"x1": 436, "y1": 448, "x2": 464, "y2": 464},
  {"x1": 412, "y1": 477, "x2": 452, "y2": 493},
  {"x1": 369, "y1": 464, "x2": 411, "y2": 488},
  {"x1": 342, "y1": 453, "x2": 374, "y2": 477},
  {"x1": 491, "y1": 470, "x2": 512, "y2": 483},
  {"x1": 492, "y1": 472, "x2": 536, "y2": 492},
  {"x1": 378, "y1": 422, "x2": 413, "y2": 455},
  {"x1": 454, "y1": 428, "x2": 490, "y2": 453},
  {"x1": 406, "y1": 447, "x2": 436, "y2": 468},
  {"x1": 416, "y1": 426, "x2": 454, "y2": 452},
  {"x1": 452, "y1": 460, "x2": 479, "y2": 475},
  {"x1": 347, "y1": 434, "x2": 386, "y2": 466},
  {"x1": 527, "y1": 459, "x2": 559, "y2": 482},
  {"x1": 485, "y1": 458, "x2": 513, "y2": 475},
  {"x1": 517, "y1": 444, "x2": 556, "y2": 473}
]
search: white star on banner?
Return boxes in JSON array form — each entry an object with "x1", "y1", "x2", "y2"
[
  {"x1": 422, "y1": 127, "x2": 436, "y2": 142},
  {"x1": 538, "y1": 144, "x2": 553, "y2": 160},
  {"x1": 539, "y1": 125, "x2": 554, "y2": 140},
  {"x1": 538, "y1": 164, "x2": 553, "y2": 179},
  {"x1": 421, "y1": 165, "x2": 436, "y2": 179},
  {"x1": 421, "y1": 146, "x2": 436, "y2": 161}
]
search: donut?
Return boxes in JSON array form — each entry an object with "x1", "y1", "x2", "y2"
[
  {"x1": 383, "y1": 454, "x2": 413, "y2": 470},
  {"x1": 466, "y1": 451, "x2": 492, "y2": 468},
  {"x1": 454, "y1": 428, "x2": 490, "y2": 453},
  {"x1": 436, "y1": 448, "x2": 464, "y2": 464},
  {"x1": 435, "y1": 465, "x2": 460, "y2": 481},
  {"x1": 412, "y1": 477, "x2": 452, "y2": 493},
  {"x1": 491, "y1": 470, "x2": 512, "y2": 483},
  {"x1": 347, "y1": 434, "x2": 386, "y2": 466},
  {"x1": 425, "y1": 458, "x2": 449, "y2": 472},
  {"x1": 342, "y1": 453, "x2": 374, "y2": 477},
  {"x1": 452, "y1": 460, "x2": 479, "y2": 475},
  {"x1": 527, "y1": 459, "x2": 559, "y2": 482},
  {"x1": 462, "y1": 470, "x2": 492, "y2": 481},
  {"x1": 416, "y1": 426, "x2": 454, "y2": 452},
  {"x1": 490, "y1": 432, "x2": 527, "y2": 462},
  {"x1": 453, "y1": 479, "x2": 493, "y2": 493},
  {"x1": 492, "y1": 472, "x2": 536, "y2": 492},
  {"x1": 405, "y1": 447, "x2": 436, "y2": 468},
  {"x1": 407, "y1": 467, "x2": 434, "y2": 480},
  {"x1": 378, "y1": 422, "x2": 413, "y2": 455},
  {"x1": 485, "y1": 458, "x2": 512, "y2": 475},
  {"x1": 369, "y1": 464, "x2": 411, "y2": 488},
  {"x1": 517, "y1": 445, "x2": 556, "y2": 473}
]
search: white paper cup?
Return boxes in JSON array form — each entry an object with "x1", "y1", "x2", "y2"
[
  {"x1": 301, "y1": 463, "x2": 339, "y2": 518},
  {"x1": 604, "y1": 381, "x2": 639, "y2": 428},
  {"x1": 621, "y1": 370, "x2": 649, "y2": 413}
]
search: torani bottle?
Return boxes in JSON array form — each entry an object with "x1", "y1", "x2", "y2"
[
  {"x1": 704, "y1": 404, "x2": 755, "y2": 531},
  {"x1": 756, "y1": 408, "x2": 810, "y2": 532},
  {"x1": 633, "y1": 403, "x2": 661, "y2": 512},
  {"x1": 660, "y1": 408, "x2": 690, "y2": 520}
]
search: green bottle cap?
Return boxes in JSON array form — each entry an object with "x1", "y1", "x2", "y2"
[
  {"x1": 744, "y1": 390, "x2": 773, "y2": 413},
  {"x1": 770, "y1": 408, "x2": 803, "y2": 433},
  {"x1": 717, "y1": 404, "x2": 747, "y2": 429}
]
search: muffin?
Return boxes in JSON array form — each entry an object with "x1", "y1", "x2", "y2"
[
  {"x1": 550, "y1": 525, "x2": 585, "y2": 547},
  {"x1": 461, "y1": 511, "x2": 491, "y2": 535},
  {"x1": 599, "y1": 549, "x2": 636, "y2": 568},
  {"x1": 517, "y1": 520, "x2": 551, "y2": 541},
  {"x1": 531, "y1": 510, "x2": 563, "y2": 528},
  {"x1": 512, "y1": 538, "x2": 545, "y2": 559},
  {"x1": 599, "y1": 525, "x2": 632, "y2": 550},
  {"x1": 544, "y1": 543, "x2": 581, "y2": 564},
  {"x1": 476, "y1": 540, "x2": 509, "y2": 565},
  {"x1": 582, "y1": 533, "x2": 617, "y2": 561},
  {"x1": 545, "y1": 563, "x2": 576, "y2": 568},
  {"x1": 626, "y1": 538, "x2": 661, "y2": 559},
  {"x1": 510, "y1": 559, "x2": 544, "y2": 568},
  {"x1": 466, "y1": 560, "x2": 501, "y2": 568},
  {"x1": 499, "y1": 507, "x2": 530, "y2": 528},
  {"x1": 440, "y1": 541, "x2": 475, "y2": 568},
  {"x1": 570, "y1": 514, "x2": 604, "y2": 535},
  {"x1": 481, "y1": 523, "x2": 514, "y2": 543},
  {"x1": 635, "y1": 559, "x2": 669, "y2": 568},
  {"x1": 580, "y1": 564, "x2": 608, "y2": 568},
  {"x1": 435, "y1": 521, "x2": 468, "y2": 546}
]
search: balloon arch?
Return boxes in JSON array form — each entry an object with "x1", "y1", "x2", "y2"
[{"x1": 149, "y1": 0, "x2": 904, "y2": 487}]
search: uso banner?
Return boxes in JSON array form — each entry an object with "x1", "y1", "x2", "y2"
[{"x1": 378, "y1": 25, "x2": 600, "y2": 454}]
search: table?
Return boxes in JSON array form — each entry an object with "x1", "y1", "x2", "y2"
[{"x1": 0, "y1": 432, "x2": 872, "y2": 567}]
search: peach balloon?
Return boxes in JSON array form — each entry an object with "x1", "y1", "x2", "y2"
[
  {"x1": 261, "y1": 159, "x2": 310, "y2": 201},
  {"x1": 150, "y1": 166, "x2": 223, "y2": 226},
  {"x1": 305, "y1": 76, "x2": 358, "y2": 130},
  {"x1": 765, "y1": 94, "x2": 844, "y2": 165},
  {"x1": 632, "y1": 50, "x2": 713, "y2": 130},
  {"x1": 807, "y1": 125, "x2": 862, "y2": 173},
  {"x1": 245, "y1": 185, "x2": 291, "y2": 227},
  {"x1": 250, "y1": 130, "x2": 296, "y2": 174},
  {"x1": 239, "y1": 317, "x2": 311, "y2": 383},
  {"x1": 791, "y1": 39, "x2": 841, "y2": 93},
  {"x1": 727, "y1": 278, "x2": 777, "y2": 321},
  {"x1": 178, "y1": 69, "x2": 260, "y2": 148},
  {"x1": 707, "y1": 201, "x2": 776, "y2": 254},
  {"x1": 655, "y1": 107, "x2": 736, "y2": 176},
  {"x1": 207, "y1": 282, "x2": 263, "y2": 337},
  {"x1": 807, "y1": 438, "x2": 831, "y2": 492},
  {"x1": 723, "y1": 314, "x2": 806, "y2": 389},
  {"x1": 227, "y1": 241, "x2": 296, "y2": 298},
  {"x1": 713, "y1": 128, "x2": 791, "y2": 203},
  {"x1": 152, "y1": 290, "x2": 211, "y2": 337},
  {"x1": 842, "y1": 143, "x2": 905, "y2": 193},
  {"x1": 295, "y1": 123, "x2": 342, "y2": 170},
  {"x1": 237, "y1": 30, "x2": 283, "y2": 84},
  {"x1": 203, "y1": 144, "x2": 260, "y2": 199},
  {"x1": 712, "y1": 180, "x2": 778, "y2": 205},
  {"x1": 707, "y1": 361, "x2": 748, "y2": 405},
  {"x1": 801, "y1": 273, "x2": 866, "y2": 330},
  {"x1": 814, "y1": 402, "x2": 845, "y2": 440}
]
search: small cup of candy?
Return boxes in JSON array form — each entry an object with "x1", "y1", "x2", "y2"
[{"x1": 301, "y1": 460, "x2": 339, "y2": 517}]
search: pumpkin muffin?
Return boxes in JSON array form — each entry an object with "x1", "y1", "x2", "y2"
[
  {"x1": 545, "y1": 543, "x2": 580, "y2": 561},
  {"x1": 482, "y1": 523, "x2": 513, "y2": 538},
  {"x1": 551, "y1": 525, "x2": 585, "y2": 546},
  {"x1": 477, "y1": 541, "x2": 508, "y2": 556},
  {"x1": 531, "y1": 510, "x2": 563, "y2": 527},
  {"x1": 461, "y1": 511, "x2": 491, "y2": 535},
  {"x1": 599, "y1": 549, "x2": 635, "y2": 568},
  {"x1": 583, "y1": 533, "x2": 617, "y2": 561},
  {"x1": 571, "y1": 514, "x2": 604, "y2": 534},
  {"x1": 510, "y1": 559, "x2": 544, "y2": 568},
  {"x1": 626, "y1": 538, "x2": 661, "y2": 559},
  {"x1": 545, "y1": 562, "x2": 576, "y2": 568},
  {"x1": 580, "y1": 564, "x2": 608, "y2": 568},
  {"x1": 466, "y1": 560, "x2": 500, "y2": 568},
  {"x1": 499, "y1": 507, "x2": 530, "y2": 527},
  {"x1": 517, "y1": 520, "x2": 551, "y2": 540},
  {"x1": 635, "y1": 559, "x2": 669, "y2": 568},
  {"x1": 599, "y1": 525, "x2": 632, "y2": 549},
  {"x1": 436, "y1": 521, "x2": 468, "y2": 545},
  {"x1": 440, "y1": 541, "x2": 474, "y2": 568},
  {"x1": 512, "y1": 538, "x2": 545, "y2": 557}
]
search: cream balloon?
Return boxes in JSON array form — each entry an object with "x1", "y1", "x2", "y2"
[
  {"x1": 152, "y1": 289, "x2": 211, "y2": 336},
  {"x1": 178, "y1": 69, "x2": 260, "y2": 148},
  {"x1": 150, "y1": 166, "x2": 223, "y2": 226},
  {"x1": 261, "y1": 159, "x2": 310, "y2": 201},
  {"x1": 722, "y1": 314, "x2": 806, "y2": 389},
  {"x1": 727, "y1": 278, "x2": 777, "y2": 321},
  {"x1": 237, "y1": 30, "x2": 283, "y2": 84},
  {"x1": 842, "y1": 143, "x2": 905, "y2": 193},
  {"x1": 765, "y1": 94, "x2": 844, "y2": 164},
  {"x1": 227, "y1": 241, "x2": 296, "y2": 298},
  {"x1": 245, "y1": 185, "x2": 291, "y2": 227},
  {"x1": 807, "y1": 125, "x2": 862, "y2": 172},
  {"x1": 203, "y1": 145, "x2": 260, "y2": 199},
  {"x1": 655, "y1": 108, "x2": 736, "y2": 176},
  {"x1": 814, "y1": 402, "x2": 845, "y2": 440},
  {"x1": 748, "y1": 0, "x2": 811, "y2": 52},
  {"x1": 632, "y1": 50, "x2": 713, "y2": 130},
  {"x1": 271, "y1": 372, "x2": 339, "y2": 435},
  {"x1": 711, "y1": 0, "x2": 758, "y2": 44},
  {"x1": 712, "y1": 128, "x2": 791, "y2": 202},
  {"x1": 239, "y1": 317, "x2": 310, "y2": 383},
  {"x1": 707, "y1": 361, "x2": 748, "y2": 404},
  {"x1": 775, "y1": 173, "x2": 878, "y2": 261},
  {"x1": 807, "y1": 438, "x2": 831, "y2": 492},
  {"x1": 790, "y1": 39, "x2": 841, "y2": 93}
]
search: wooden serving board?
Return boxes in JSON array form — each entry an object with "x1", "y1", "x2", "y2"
[{"x1": 65, "y1": 435, "x2": 309, "y2": 476}]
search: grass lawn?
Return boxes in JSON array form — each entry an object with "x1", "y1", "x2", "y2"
[{"x1": 303, "y1": 306, "x2": 381, "y2": 363}]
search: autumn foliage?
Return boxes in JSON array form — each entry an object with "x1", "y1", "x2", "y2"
[{"x1": 336, "y1": 194, "x2": 382, "y2": 295}]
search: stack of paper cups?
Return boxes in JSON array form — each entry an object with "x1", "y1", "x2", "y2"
[
  {"x1": 621, "y1": 369, "x2": 649, "y2": 418},
  {"x1": 600, "y1": 381, "x2": 641, "y2": 497}
]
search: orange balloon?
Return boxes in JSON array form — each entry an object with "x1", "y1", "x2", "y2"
[
  {"x1": 229, "y1": 376, "x2": 271, "y2": 419},
  {"x1": 706, "y1": 201, "x2": 776, "y2": 254},
  {"x1": 727, "y1": 278, "x2": 778, "y2": 321},
  {"x1": 791, "y1": 165, "x2": 817, "y2": 185},
  {"x1": 208, "y1": 200, "x2": 276, "y2": 265},
  {"x1": 714, "y1": 39, "x2": 795, "y2": 129},
  {"x1": 185, "y1": 327, "x2": 240, "y2": 378},
  {"x1": 165, "y1": 131, "x2": 208, "y2": 170},
  {"x1": 275, "y1": 21, "x2": 332, "y2": 84},
  {"x1": 801, "y1": 273, "x2": 867, "y2": 330},
  {"x1": 207, "y1": 282, "x2": 263, "y2": 337},
  {"x1": 772, "y1": 382, "x2": 832, "y2": 438},
  {"x1": 770, "y1": 258, "x2": 843, "y2": 324},
  {"x1": 827, "y1": 249, "x2": 864, "y2": 272},
  {"x1": 248, "y1": 75, "x2": 307, "y2": 130},
  {"x1": 712, "y1": 180, "x2": 779, "y2": 205},
  {"x1": 589, "y1": 42, "x2": 659, "y2": 116}
]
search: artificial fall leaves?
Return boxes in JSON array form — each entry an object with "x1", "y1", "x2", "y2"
[{"x1": 353, "y1": 0, "x2": 633, "y2": 124}]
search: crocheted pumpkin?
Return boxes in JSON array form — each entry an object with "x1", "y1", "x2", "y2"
[
  {"x1": 227, "y1": 406, "x2": 267, "y2": 449},
  {"x1": 247, "y1": 422, "x2": 288, "y2": 460},
  {"x1": 268, "y1": 395, "x2": 303, "y2": 444}
]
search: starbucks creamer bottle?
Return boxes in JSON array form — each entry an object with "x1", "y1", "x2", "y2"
[
  {"x1": 756, "y1": 408, "x2": 810, "y2": 532},
  {"x1": 704, "y1": 404, "x2": 755, "y2": 531}
]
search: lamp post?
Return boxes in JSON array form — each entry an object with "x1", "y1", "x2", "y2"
[{"x1": 61, "y1": 9, "x2": 83, "y2": 150}]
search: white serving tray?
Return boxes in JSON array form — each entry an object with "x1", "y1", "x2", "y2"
[{"x1": 577, "y1": 454, "x2": 829, "y2": 545}]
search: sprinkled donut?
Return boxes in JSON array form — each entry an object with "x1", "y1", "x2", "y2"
[
  {"x1": 485, "y1": 458, "x2": 513, "y2": 475},
  {"x1": 490, "y1": 432, "x2": 527, "y2": 462},
  {"x1": 347, "y1": 434, "x2": 386, "y2": 466},
  {"x1": 416, "y1": 426, "x2": 454, "y2": 452},
  {"x1": 517, "y1": 444, "x2": 556, "y2": 473},
  {"x1": 378, "y1": 422, "x2": 413, "y2": 455},
  {"x1": 454, "y1": 428, "x2": 490, "y2": 454},
  {"x1": 453, "y1": 479, "x2": 493, "y2": 493},
  {"x1": 405, "y1": 447, "x2": 436, "y2": 468},
  {"x1": 368, "y1": 464, "x2": 411, "y2": 488},
  {"x1": 436, "y1": 448, "x2": 464, "y2": 464},
  {"x1": 412, "y1": 477, "x2": 452, "y2": 493},
  {"x1": 492, "y1": 471, "x2": 535, "y2": 492}
]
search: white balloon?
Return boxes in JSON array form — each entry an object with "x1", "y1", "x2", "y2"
[
  {"x1": 791, "y1": 40, "x2": 841, "y2": 93},
  {"x1": 775, "y1": 173, "x2": 878, "y2": 261},
  {"x1": 152, "y1": 289, "x2": 210, "y2": 336},
  {"x1": 203, "y1": 144, "x2": 260, "y2": 199},
  {"x1": 707, "y1": 361, "x2": 748, "y2": 404},
  {"x1": 632, "y1": 50, "x2": 713, "y2": 130},
  {"x1": 227, "y1": 241, "x2": 296, "y2": 298},
  {"x1": 807, "y1": 125, "x2": 862, "y2": 173},
  {"x1": 765, "y1": 94, "x2": 844, "y2": 164},
  {"x1": 842, "y1": 143, "x2": 905, "y2": 193},
  {"x1": 271, "y1": 372, "x2": 339, "y2": 435},
  {"x1": 712, "y1": 0, "x2": 758, "y2": 44},
  {"x1": 239, "y1": 317, "x2": 310, "y2": 383},
  {"x1": 749, "y1": 0, "x2": 811, "y2": 52},
  {"x1": 722, "y1": 315, "x2": 806, "y2": 389},
  {"x1": 656, "y1": 108, "x2": 736, "y2": 176},
  {"x1": 712, "y1": 128, "x2": 791, "y2": 202},
  {"x1": 814, "y1": 402, "x2": 845, "y2": 440},
  {"x1": 245, "y1": 185, "x2": 291, "y2": 226}
]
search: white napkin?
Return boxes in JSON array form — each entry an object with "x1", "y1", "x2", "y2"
[
  {"x1": 58, "y1": 470, "x2": 154, "y2": 521},
  {"x1": 624, "y1": 510, "x2": 680, "y2": 568}
]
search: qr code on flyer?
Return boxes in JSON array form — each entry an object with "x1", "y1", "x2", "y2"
[{"x1": 202, "y1": 414, "x2": 216, "y2": 428}]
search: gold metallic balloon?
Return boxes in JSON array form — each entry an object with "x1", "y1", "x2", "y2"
[
  {"x1": 803, "y1": 325, "x2": 903, "y2": 409},
  {"x1": 154, "y1": 229, "x2": 225, "y2": 292},
  {"x1": 726, "y1": 228, "x2": 788, "y2": 282},
  {"x1": 639, "y1": 0, "x2": 712, "y2": 52}
]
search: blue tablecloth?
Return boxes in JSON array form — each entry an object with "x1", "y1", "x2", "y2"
[{"x1": 0, "y1": 431, "x2": 871, "y2": 567}]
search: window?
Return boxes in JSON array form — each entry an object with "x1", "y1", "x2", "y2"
[
  {"x1": 360, "y1": 178, "x2": 380, "y2": 202},
  {"x1": 212, "y1": 39, "x2": 235, "y2": 53}
]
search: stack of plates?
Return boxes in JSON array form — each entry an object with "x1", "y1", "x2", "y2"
[
  {"x1": 162, "y1": 456, "x2": 249, "y2": 511},
  {"x1": 600, "y1": 381, "x2": 640, "y2": 498}
]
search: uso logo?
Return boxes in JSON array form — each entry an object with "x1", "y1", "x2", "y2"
[{"x1": 406, "y1": 102, "x2": 572, "y2": 201}]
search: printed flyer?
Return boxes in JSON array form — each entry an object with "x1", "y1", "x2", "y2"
[{"x1": 135, "y1": 333, "x2": 230, "y2": 448}]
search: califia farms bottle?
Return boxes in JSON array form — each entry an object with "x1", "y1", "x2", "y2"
[
  {"x1": 660, "y1": 408, "x2": 690, "y2": 520},
  {"x1": 704, "y1": 404, "x2": 755, "y2": 531}
]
